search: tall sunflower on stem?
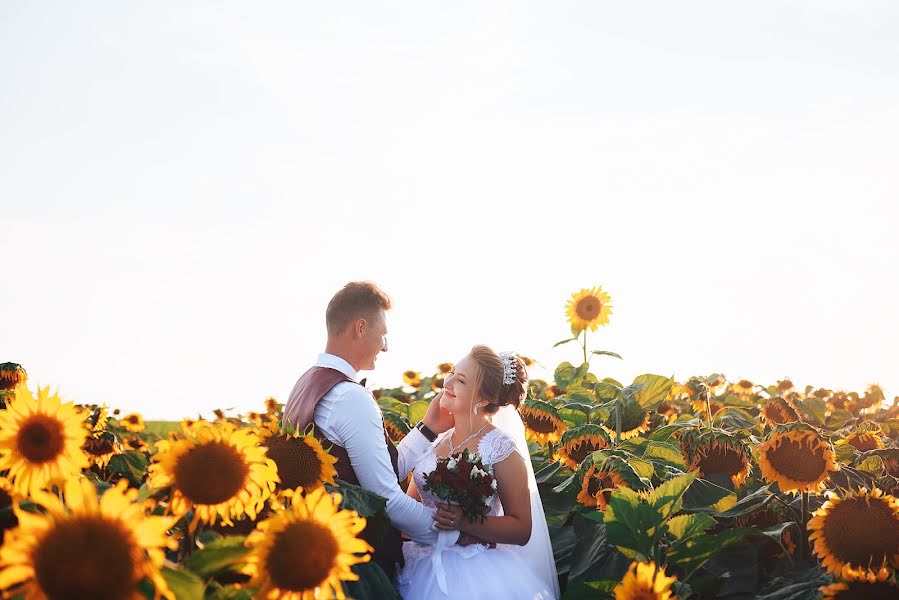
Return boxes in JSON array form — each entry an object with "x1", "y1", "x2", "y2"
[{"x1": 564, "y1": 286, "x2": 614, "y2": 365}]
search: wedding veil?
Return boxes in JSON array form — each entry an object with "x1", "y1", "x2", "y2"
[{"x1": 493, "y1": 405, "x2": 560, "y2": 599}]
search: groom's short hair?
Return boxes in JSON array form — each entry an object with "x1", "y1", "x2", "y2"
[{"x1": 326, "y1": 281, "x2": 392, "y2": 335}]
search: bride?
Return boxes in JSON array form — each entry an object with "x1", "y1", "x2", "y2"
[{"x1": 396, "y1": 345, "x2": 560, "y2": 600}]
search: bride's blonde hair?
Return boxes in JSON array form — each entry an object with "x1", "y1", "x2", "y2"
[{"x1": 468, "y1": 345, "x2": 528, "y2": 414}]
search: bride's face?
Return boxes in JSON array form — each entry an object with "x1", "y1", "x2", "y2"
[{"x1": 440, "y1": 355, "x2": 480, "y2": 415}]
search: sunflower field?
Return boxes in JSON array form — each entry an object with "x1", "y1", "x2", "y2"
[{"x1": 2, "y1": 285, "x2": 899, "y2": 599}]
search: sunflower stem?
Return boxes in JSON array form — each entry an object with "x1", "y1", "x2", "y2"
[
  {"x1": 582, "y1": 329, "x2": 588, "y2": 367},
  {"x1": 705, "y1": 391, "x2": 714, "y2": 432},
  {"x1": 615, "y1": 398, "x2": 622, "y2": 445},
  {"x1": 800, "y1": 491, "x2": 809, "y2": 562}
]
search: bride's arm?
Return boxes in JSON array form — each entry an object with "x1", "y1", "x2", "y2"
[{"x1": 436, "y1": 451, "x2": 532, "y2": 546}]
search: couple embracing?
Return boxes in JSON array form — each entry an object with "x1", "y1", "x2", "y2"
[{"x1": 284, "y1": 282, "x2": 559, "y2": 599}]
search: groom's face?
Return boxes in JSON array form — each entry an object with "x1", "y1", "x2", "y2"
[{"x1": 358, "y1": 310, "x2": 389, "y2": 371}]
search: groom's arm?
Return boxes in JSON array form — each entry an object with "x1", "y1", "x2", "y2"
[{"x1": 329, "y1": 388, "x2": 441, "y2": 545}]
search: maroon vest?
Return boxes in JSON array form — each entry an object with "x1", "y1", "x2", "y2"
[{"x1": 283, "y1": 365, "x2": 404, "y2": 578}]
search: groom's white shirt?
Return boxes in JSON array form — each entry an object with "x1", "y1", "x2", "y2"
[{"x1": 312, "y1": 353, "x2": 438, "y2": 544}]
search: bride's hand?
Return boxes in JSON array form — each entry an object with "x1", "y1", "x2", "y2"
[
  {"x1": 434, "y1": 502, "x2": 465, "y2": 531},
  {"x1": 422, "y1": 390, "x2": 454, "y2": 435}
]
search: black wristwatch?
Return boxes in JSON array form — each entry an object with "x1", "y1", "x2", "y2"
[{"x1": 415, "y1": 421, "x2": 438, "y2": 442}]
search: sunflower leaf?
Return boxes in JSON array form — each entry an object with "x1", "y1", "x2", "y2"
[
  {"x1": 107, "y1": 450, "x2": 150, "y2": 487},
  {"x1": 666, "y1": 513, "x2": 717, "y2": 540},
  {"x1": 184, "y1": 536, "x2": 250, "y2": 578},
  {"x1": 604, "y1": 487, "x2": 663, "y2": 558},
  {"x1": 160, "y1": 565, "x2": 205, "y2": 600},
  {"x1": 553, "y1": 337, "x2": 578, "y2": 348},
  {"x1": 630, "y1": 374, "x2": 674, "y2": 410},
  {"x1": 647, "y1": 470, "x2": 697, "y2": 520},
  {"x1": 590, "y1": 350, "x2": 623, "y2": 360}
]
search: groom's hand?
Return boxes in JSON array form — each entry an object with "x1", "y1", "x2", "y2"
[{"x1": 422, "y1": 390, "x2": 454, "y2": 434}]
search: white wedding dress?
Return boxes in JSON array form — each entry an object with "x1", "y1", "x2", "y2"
[{"x1": 396, "y1": 425, "x2": 556, "y2": 600}]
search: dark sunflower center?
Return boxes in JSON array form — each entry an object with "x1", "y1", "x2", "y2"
[
  {"x1": 576, "y1": 297, "x2": 601, "y2": 320},
  {"x1": 83, "y1": 437, "x2": 115, "y2": 457},
  {"x1": 266, "y1": 520, "x2": 339, "y2": 592},
  {"x1": 263, "y1": 435, "x2": 323, "y2": 490},
  {"x1": 696, "y1": 444, "x2": 747, "y2": 479},
  {"x1": 846, "y1": 434, "x2": 880, "y2": 452},
  {"x1": 173, "y1": 441, "x2": 249, "y2": 505},
  {"x1": 34, "y1": 517, "x2": 136, "y2": 600},
  {"x1": 766, "y1": 437, "x2": 827, "y2": 484},
  {"x1": 822, "y1": 496, "x2": 899, "y2": 567},
  {"x1": 620, "y1": 411, "x2": 649, "y2": 433},
  {"x1": 125, "y1": 416, "x2": 139, "y2": 424},
  {"x1": 629, "y1": 588, "x2": 661, "y2": 600},
  {"x1": 566, "y1": 439, "x2": 607, "y2": 465},
  {"x1": 764, "y1": 401, "x2": 797, "y2": 425},
  {"x1": 16, "y1": 415, "x2": 66, "y2": 463},
  {"x1": 524, "y1": 413, "x2": 558, "y2": 434},
  {"x1": 829, "y1": 582, "x2": 899, "y2": 600}
]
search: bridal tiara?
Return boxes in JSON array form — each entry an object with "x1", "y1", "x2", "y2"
[{"x1": 499, "y1": 351, "x2": 517, "y2": 385}]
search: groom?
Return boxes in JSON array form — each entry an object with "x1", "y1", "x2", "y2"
[{"x1": 282, "y1": 281, "x2": 455, "y2": 580}]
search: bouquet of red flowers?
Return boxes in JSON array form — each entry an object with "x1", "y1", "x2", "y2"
[{"x1": 423, "y1": 448, "x2": 497, "y2": 524}]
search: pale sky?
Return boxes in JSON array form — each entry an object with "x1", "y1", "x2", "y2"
[{"x1": 2, "y1": 1, "x2": 897, "y2": 420}]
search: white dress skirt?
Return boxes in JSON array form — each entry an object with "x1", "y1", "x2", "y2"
[{"x1": 396, "y1": 428, "x2": 554, "y2": 600}]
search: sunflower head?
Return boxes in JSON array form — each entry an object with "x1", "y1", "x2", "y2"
[
  {"x1": 79, "y1": 404, "x2": 110, "y2": 437},
  {"x1": 243, "y1": 486, "x2": 372, "y2": 599},
  {"x1": 0, "y1": 362, "x2": 27, "y2": 391},
  {"x1": 82, "y1": 432, "x2": 120, "y2": 469},
  {"x1": 519, "y1": 399, "x2": 566, "y2": 446},
  {"x1": 0, "y1": 477, "x2": 178, "y2": 600},
  {"x1": 757, "y1": 423, "x2": 839, "y2": 494},
  {"x1": 119, "y1": 412, "x2": 145, "y2": 433},
  {"x1": 613, "y1": 560, "x2": 678, "y2": 600},
  {"x1": 760, "y1": 396, "x2": 801, "y2": 428},
  {"x1": 577, "y1": 456, "x2": 645, "y2": 510},
  {"x1": 602, "y1": 398, "x2": 651, "y2": 441},
  {"x1": 263, "y1": 431, "x2": 338, "y2": 493},
  {"x1": 403, "y1": 371, "x2": 422, "y2": 387},
  {"x1": 437, "y1": 362, "x2": 453, "y2": 374},
  {"x1": 565, "y1": 287, "x2": 613, "y2": 333},
  {"x1": 148, "y1": 420, "x2": 279, "y2": 526},
  {"x1": 554, "y1": 424, "x2": 611, "y2": 470},
  {"x1": 731, "y1": 379, "x2": 755, "y2": 399},
  {"x1": 264, "y1": 397, "x2": 281, "y2": 415},
  {"x1": 383, "y1": 412, "x2": 411, "y2": 444},
  {"x1": 682, "y1": 430, "x2": 752, "y2": 487},
  {"x1": 829, "y1": 391, "x2": 857, "y2": 412},
  {"x1": 858, "y1": 384, "x2": 886, "y2": 410},
  {"x1": 808, "y1": 486, "x2": 899, "y2": 581},
  {"x1": 844, "y1": 430, "x2": 886, "y2": 453},
  {"x1": 123, "y1": 436, "x2": 149, "y2": 453},
  {"x1": 775, "y1": 379, "x2": 794, "y2": 394},
  {"x1": 0, "y1": 385, "x2": 90, "y2": 498}
]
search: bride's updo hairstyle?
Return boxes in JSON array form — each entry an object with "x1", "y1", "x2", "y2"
[{"x1": 468, "y1": 345, "x2": 528, "y2": 415}]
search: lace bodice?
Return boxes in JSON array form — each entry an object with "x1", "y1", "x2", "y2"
[{"x1": 413, "y1": 427, "x2": 521, "y2": 516}]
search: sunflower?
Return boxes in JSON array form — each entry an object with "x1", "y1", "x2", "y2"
[
  {"x1": 82, "y1": 433, "x2": 120, "y2": 469},
  {"x1": 602, "y1": 399, "x2": 651, "y2": 441},
  {"x1": 683, "y1": 431, "x2": 752, "y2": 487},
  {"x1": 0, "y1": 362, "x2": 27, "y2": 391},
  {"x1": 1, "y1": 476, "x2": 20, "y2": 543},
  {"x1": 544, "y1": 385, "x2": 562, "y2": 400},
  {"x1": 577, "y1": 464, "x2": 627, "y2": 510},
  {"x1": 775, "y1": 379, "x2": 794, "y2": 394},
  {"x1": 436, "y1": 362, "x2": 453, "y2": 374},
  {"x1": 554, "y1": 425, "x2": 611, "y2": 470},
  {"x1": 265, "y1": 397, "x2": 281, "y2": 415},
  {"x1": 565, "y1": 287, "x2": 613, "y2": 332},
  {"x1": 242, "y1": 486, "x2": 372, "y2": 599},
  {"x1": 430, "y1": 377, "x2": 444, "y2": 391},
  {"x1": 689, "y1": 396, "x2": 724, "y2": 419},
  {"x1": 760, "y1": 397, "x2": 800, "y2": 428},
  {"x1": 613, "y1": 561, "x2": 678, "y2": 600},
  {"x1": 119, "y1": 413, "x2": 145, "y2": 433},
  {"x1": 0, "y1": 477, "x2": 177, "y2": 600},
  {"x1": 262, "y1": 432, "x2": 338, "y2": 493},
  {"x1": 829, "y1": 391, "x2": 856, "y2": 412},
  {"x1": 147, "y1": 420, "x2": 279, "y2": 527},
  {"x1": 518, "y1": 400, "x2": 566, "y2": 446},
  {"x1": 820, "y1": 574, "x2": 898, "y2": 599},
  {"x1": 757, "y1": 425, "x2": 839, "y2": 494},
  {"x1": 0, "y1": 386, "x2": 89, "y2": 498},
  {"x1": 402, "y1": 371, "x2": 422, "y2": 388},
  {"x1": 807, "y1": 487, "x2": 899, "y2": 581},
  {"x1": 858, "y1": 384, "x2": 885, "y2": 410},
  {"x1": 731, "y1": 379, "x2": 755, "y2": 399},
  {"x1": 80, "y1": 404, "x2": 109, "y2": 437},
  {"x1": 843, "y1": 430, "x2": 886, "y2": 453},
  {"x1": 383, "y1": 413, "x2": 411, "y2": 444},
  {"x1": 123, "y1": 436, "x2": 149, "y2": 453}
]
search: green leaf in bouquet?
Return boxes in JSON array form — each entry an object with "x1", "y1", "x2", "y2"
[
  {"x1": 666, "y1": 513, "x2": 717, "y2": 541},
  {"x1": 630, "y1": 374, "x2": 674, "y2": 410},
  {"x1": 107, "y1": 450, "x2": 150, "y2": 487},
  {"x1": 647, "y1": 471, "x2": 697, "y2": 520},
  {"x1": 184, "y1": 536, "x2": 251, "y2": 578}
]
